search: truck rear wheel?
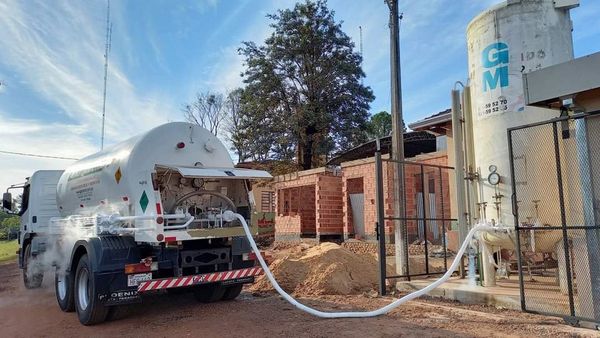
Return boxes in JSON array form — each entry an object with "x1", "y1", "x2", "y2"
[
  {"x1": 74, "y1": 254, "x2": 108, "y2": 325},
  {"x1": 55, "y1": 268, "x2": 75, "y2": 312},
  {"x1": 23, "y1": 244, "x2": 43, "y2": 289},
  {"x1": 222, "y1": 284, "x2": 243, "y2": 301},
  {"x1": 193, "y1": 284, "x2": 225, "y2": 303}
]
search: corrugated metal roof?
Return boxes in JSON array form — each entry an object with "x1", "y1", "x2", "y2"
[
  {"x1": 326, "y1": 131, "x2": 436, "y2": 166},
  {"x1": 408, "y1": 109, "x2": 452, "y2": 131}
]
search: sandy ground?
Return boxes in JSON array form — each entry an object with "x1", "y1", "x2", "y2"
[{"x1": 0, "y1": 261, "x2": 597, "y2": 338}]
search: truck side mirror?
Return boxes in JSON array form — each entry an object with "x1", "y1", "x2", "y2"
[{"x1": 2, "y1": 192, "x2": 12, "y2": 211}]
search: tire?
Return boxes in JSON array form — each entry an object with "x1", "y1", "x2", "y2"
[
  {"x1": 74, "y1": 254, "x2": 108, "y2": 325},
  {"x1": 221, "y1": 284, "x2": 243, "y2": 301},
  {"x1": 55, "y1": 268, "x2": 75, "y2": 312},
  {"x1": 23, "y1": 244, "x2": 43, "y2": 289},
  {"x1": 193, "y1": 284, "x2": 225, "y2": 303},
  {"x1": 105, "y1": 305, "x2": 130, "y2": 321}
]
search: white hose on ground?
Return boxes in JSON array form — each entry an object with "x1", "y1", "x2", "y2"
[{"x1": 233, "y1": 212, "x2": 494, "y2": 319}]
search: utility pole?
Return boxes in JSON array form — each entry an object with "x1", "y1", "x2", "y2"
[{"x1": 386, "y1": 0, "x2": 408, "y2": 276}]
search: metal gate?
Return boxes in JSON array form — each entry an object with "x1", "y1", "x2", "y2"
[
  {"x1": 509, "y1": 113, "x2": 600, "y2": 325},
  {"x1": 374, "y1": 149, "x2": 456, "y2": 290}
]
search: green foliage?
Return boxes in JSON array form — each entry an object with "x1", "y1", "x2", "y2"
[
  {"x1": 366, "y1": 111, "x2": 392, "y2": 139},
  {"x1": 239, "y1": 0, "x2": 374, "y2": 170},
  {"x1": 365, "y1": 111, "x2": 407, "y2": 140},
  {"x1": 0, "y1": 240, "x2": 18, "y2": 262},
  {"x1": 0, "y1": 211, "x2": 19, "y2": 241}
]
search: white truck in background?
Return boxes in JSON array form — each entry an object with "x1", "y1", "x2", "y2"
[{"x1": 2, "y1": 122, "x2": 271, "y2": 325}]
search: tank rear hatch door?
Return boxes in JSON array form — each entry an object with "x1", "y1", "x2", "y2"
[{"x1": 155, "y1": 165, "x2": 272, "y2": 179}]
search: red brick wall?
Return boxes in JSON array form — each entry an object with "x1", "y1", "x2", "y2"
[
  {"x1": 397, "y1": 154, "x2": 451, "y2": 243},
  {"x1": 274, "y1": 153, "x2": 450, "y2": 242},
  {"x1": 343, "y1": 177, "x2": 364, "y2": 237},
  {"x1": 342, "y1": 153, "x2": 450, "y2": 241},
  {"x1": 299, "y1": 185, "x2": 316, "y2": 234},
  {"x1": 315, "y1": 175, "x2": 344, "y2": 235},
  {"x1": 342, "y1": 160, "x2": 391, "y2": 238},
  {"x1": 274, "y1": 171, "x2": 343, "y2": 238},
  {"x1": 275, "y1": 215, "x2": 301, "y2": 235}
]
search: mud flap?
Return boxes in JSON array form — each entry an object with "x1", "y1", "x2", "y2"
[{"x1": 95, "y1": 271, "x2": 142, "y2": 306}]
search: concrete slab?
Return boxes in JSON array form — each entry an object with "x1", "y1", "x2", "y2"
[{"x1": 396, "y1": 276, "x2": 523, "y2": 310}]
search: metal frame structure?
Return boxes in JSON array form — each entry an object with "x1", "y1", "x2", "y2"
[
  {"x1": 508, "y1": 112, "x2": 600, "y2": 326},
  {"x1": 375, "y1": 146, "x2": 456, "y2": 295}
]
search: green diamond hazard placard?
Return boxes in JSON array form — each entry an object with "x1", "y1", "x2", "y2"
[{"x1": 139, "y1": 191, "x2": 149, "y2": 213}]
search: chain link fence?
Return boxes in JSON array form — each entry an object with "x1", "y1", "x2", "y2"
[{"x1": 509, "y1": 113, "x2": 600, "y2": 324}]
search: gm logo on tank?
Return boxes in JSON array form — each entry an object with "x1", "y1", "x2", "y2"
[{"x1": 482, "y1": 42, "x2": 509, "y2": 92}]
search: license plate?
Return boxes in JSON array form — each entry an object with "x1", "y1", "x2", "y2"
[{"x1": 127, "y1": 272, "x2": 153, "y2": 287}]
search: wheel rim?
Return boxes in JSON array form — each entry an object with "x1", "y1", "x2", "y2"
[
  {"x1": 77, "y1": 268, "x2": 90, "y2": 310},
  {"x1": 57, "y1": 272, "x2": 67, "y2": 300}
]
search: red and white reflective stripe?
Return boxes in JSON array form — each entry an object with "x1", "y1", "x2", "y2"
[{"x1": 138, "y1": 267, "x2": 262, "y2": 292}]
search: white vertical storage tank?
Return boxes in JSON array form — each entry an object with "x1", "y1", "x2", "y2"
[{"x1": 466, "y1": 0, "x2": 578, "y2": 226}]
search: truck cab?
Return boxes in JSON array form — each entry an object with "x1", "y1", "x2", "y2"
[{"x1": 3, "y1": 170, "x2": 63, "y2": 288}]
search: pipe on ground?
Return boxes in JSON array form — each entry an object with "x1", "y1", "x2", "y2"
[{"x1": 233, "y1": 211, "x2": 494, "y2": 318}]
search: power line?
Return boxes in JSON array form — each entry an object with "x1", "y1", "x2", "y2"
[{"x1": 0, "y1": 150, "x2": 79, "y2": 161}]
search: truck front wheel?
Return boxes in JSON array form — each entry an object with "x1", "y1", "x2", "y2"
[
  {"x1": 55, "y1": 268, "x2": 74, "y2": 312},
  {"x1": 23, "y1": 244, "x2": 43, "y2": 289},
  {"x1": 74, "y1": 254, "x2": 108, "y2": 325}
]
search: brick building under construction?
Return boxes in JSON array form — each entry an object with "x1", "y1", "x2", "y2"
[{"x1": 272, "y1": 110, "x2": 456, "y2": 245}]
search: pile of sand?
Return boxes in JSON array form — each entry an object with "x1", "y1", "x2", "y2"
[{"x1": 250, "y1": 242, "x2": 379, "y2": 296}]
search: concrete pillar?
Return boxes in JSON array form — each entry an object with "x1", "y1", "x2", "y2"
[
  {"x1": 572, "y1": 118, "x2": 600, "y2": 320},
  {"x1": 480, "y1": 242, "x2": 496, "y2": 287}
]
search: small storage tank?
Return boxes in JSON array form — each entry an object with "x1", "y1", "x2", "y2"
[{"x1": 466, "y1": 0, "x2": 578, "y2": 226}]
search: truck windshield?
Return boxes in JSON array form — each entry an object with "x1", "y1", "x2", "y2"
[{"x1": 18, "y1": 184, "x2": 30, "y2": 216}]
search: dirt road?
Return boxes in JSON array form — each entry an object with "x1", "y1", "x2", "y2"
[{"x1": 0, "y1": 261, "x2": 596, "y2": 338}]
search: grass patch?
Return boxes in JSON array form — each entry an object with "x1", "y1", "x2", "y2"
[{"x1": 0, "y1": 240, "x2": 18, "y2": 263}]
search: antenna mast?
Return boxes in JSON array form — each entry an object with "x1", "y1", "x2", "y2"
[
  {"x1": 359, "y1": 25, "x2": 363, "y2": 84},
  {"x1": 359, "y1": 26, "x2": 363, "y2": 63},
  {"x1": 100, "y1": 0, "x2": 112, "y2": 150}
]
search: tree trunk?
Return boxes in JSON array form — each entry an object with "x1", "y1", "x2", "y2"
[{"x1": 302, "y1": 138, "x2": 313, "y2": 170}]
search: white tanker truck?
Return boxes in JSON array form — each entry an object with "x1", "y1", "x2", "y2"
[{"x1": 2, "y1": 122, "x2": 271, "y2": 325}]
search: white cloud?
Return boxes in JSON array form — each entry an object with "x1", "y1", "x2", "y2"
[
  {"x1": 0, "y1": 112, "x2": 97, "y2": 193},
  {"x1": 0, "y1": 0, "x2": 182, "y2": 191},
  {"x1": 0, "y1": 0, "x2": 178, "y2": 143}
]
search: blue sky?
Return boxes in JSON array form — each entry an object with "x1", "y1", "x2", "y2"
[{"x1": 0, "y1": 0, "x2": 598, "y2": 192}]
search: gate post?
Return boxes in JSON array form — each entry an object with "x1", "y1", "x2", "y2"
[
  {"x1": 508, "y1": 127, "x2": 527, "y2": 311},
  {"x1": 375, "y1": 140, "x2": 387, "y2": 296},
  {"x1": 553, "y1": 122, "x2": 576, "y2": 317}
]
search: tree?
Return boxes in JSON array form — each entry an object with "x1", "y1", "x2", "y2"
[
  {"x1": 224, "y1": 88, "x2": 251, "y2": 163},
  {"x1": 0, "y1": 215, "x2": 19, "y2": 241},
  {"x1": 239, "y1": 0, "x2": 374, "y2": 170},
  {"x1": 365, "y1": 111, "x2": 408, "y2": 140},
  {"x1": 366, "y1": 111, "x2": 392, "y2": 139},
  {"x1": 183, "y1": 91, "x2": 227, "y2": 136},
  {"x1": 1, "y1": 217, "x2": 18, "y2": 231}
]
